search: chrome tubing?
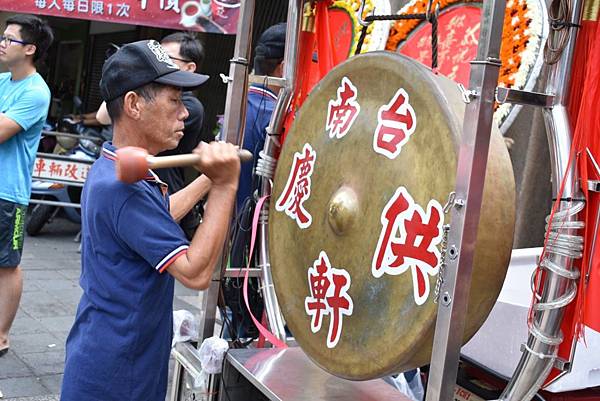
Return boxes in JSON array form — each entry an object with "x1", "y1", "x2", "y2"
[
  {"x1": 500, "y1": 200, "x2": 584, "y2": 401},
  {"x1": 254, "y1": 0, "x2": 305, "y2": 343},
  {"x1": 499, "y1": 0, "x2": 584, "y2": 398},
  {"x1": 425, "y1": 0, "x2": 507, "y2": 397}
]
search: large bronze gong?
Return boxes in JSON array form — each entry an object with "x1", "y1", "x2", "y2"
[{"x1": 268, "y1": 51, "x2": 515, "y2": 380}]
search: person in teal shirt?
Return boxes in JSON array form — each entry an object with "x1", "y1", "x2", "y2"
[{"x1": 0, "y1": 14, "x2": 53, "y2": 358}]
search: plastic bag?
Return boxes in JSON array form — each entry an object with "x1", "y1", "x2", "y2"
[
  {"x1": 172, "y1": 310, "x2": 199, "y2": 347},
  {"x1": 199, "y1": 336, "x2": 229, "y2": 374},
  {"x1": 390, "y1": 369, "x2": 424, "y2": 401},
  {"x1": 191, "y1": 336, "x2": 230, "y2": 389}
]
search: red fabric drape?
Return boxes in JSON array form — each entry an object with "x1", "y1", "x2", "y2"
[
  {"x1": 543, "y1": 1, "x2": 600, "y2": 386},
  {"x1": 282, "y1": 1, "x2": 355, "y2": 144},
  {"x1": 565, "y1": 4, "x2": 600, "y2": 338},
  {"x1": 575, "y1": 15, "x2": 600, "y2": 334}
]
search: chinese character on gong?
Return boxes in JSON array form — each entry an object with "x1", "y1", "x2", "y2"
[
  {"x1": 373, "y1": 88, "x2": 417, "y2": 160},
  {"x1": 305, "y1": 251, "x2": 354, "y2": 348},
  {"x1": 371, "y1": 187, "x2": 443, "y2": 305},
  {"x1": 275, "y1": 143, "x2": 316, "y2": 229},
  {"x1": 326, "y1": 76, "x2": 361, "y2": 139}
]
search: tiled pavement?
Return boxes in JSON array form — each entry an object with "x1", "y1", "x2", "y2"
[{"x1": 0, "y1": 218, "x2": 203, "y2": 400}]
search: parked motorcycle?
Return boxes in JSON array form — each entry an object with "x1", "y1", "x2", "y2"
[
  {"x1": 27, "y1": 110, "x2": 112, "y2": 236},
  {"x1": 26, "y1": 181, "x2": 85, "y2": 236}
]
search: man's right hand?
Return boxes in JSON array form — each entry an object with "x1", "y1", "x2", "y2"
[
  {"x1": 169, "y1": 141, "x2": 241, "y2": 290},
  {"x1": 192, "y1": 141, "x2": 240, "y2": 189}
]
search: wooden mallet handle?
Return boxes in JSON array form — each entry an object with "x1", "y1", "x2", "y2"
[
  {"x1": 116, "y1": 145, "x2": 253, "y2": 184},
  {"x1": 146, "y1": 151, "x2": 253, "y2": 169}
]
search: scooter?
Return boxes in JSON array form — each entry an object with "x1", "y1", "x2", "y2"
[{"x1": 26, "y1": 118, "x2": 112, "y2": 236}]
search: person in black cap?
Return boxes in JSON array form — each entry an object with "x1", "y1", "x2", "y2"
[
  {"x1": 226, "y1": 23, "x2": 286, "y2": 342},
  {"x1": 94, "y1": 35, "x2": 211, "y2": 240},
  {"x1": 60, "y1": 40, "x2": 240, "y2": 401}
]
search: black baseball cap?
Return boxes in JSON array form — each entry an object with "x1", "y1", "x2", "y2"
[
  {"x1": 255, "y1": 23, "x2": 286, "y2": 60},
  {"x1": 100, "y1": 40, "x2": 209, "y2": 101}
]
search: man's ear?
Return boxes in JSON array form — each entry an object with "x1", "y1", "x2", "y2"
[
  {"x1": 184, "y1": 61, "x2": 197, "y2": 73},
  {"x1": 122, "y1": 91, "x2": 143, "y2": 120},
  {"x1": 24, "y1": 44, "x2": 36, "y2": 58}
]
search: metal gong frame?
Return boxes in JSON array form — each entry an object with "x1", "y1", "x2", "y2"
[
  {"x1": 168, "y1": 0, "x2": 509, "y2": 399},
  {"x1": 169, "y1": 1, "x2": 257, "y2": 399},
  {"x1": 168, "y1": 0, "x2": 595, "y2": 400},
  {"x1": 422, "y1": 0, "x2": 507, "y2": 399}
]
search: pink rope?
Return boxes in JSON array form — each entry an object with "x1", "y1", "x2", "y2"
[{"x1": 242, "y1": 195, "x2": 288, "y2": 348}]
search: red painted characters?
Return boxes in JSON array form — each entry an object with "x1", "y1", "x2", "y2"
[
  {"x1": 326, "y1": 77, "x2": 361, "y2": 139},
  {"x1": 372, "y1": 187, "x2": 444, "y2": 305},
  {"x1": 275, "y1": 143, "x2": 317, "y2": 229},
  {"x1": 305, "y1": 251, "x2": 354, "y2": 348},
  {"x1": 373, "y1": 88, "x2": 417, "y2": 159}
]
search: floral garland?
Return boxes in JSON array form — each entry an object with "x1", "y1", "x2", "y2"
[
  {"x1": 386, "y1": 0, "x2": 545, "y2": 127},
  {"x1": 333, "y1": 0, "x2": 391, "y2": 54},
  {"x1": 386, "y1": 0, "x2": 464, "y2": 51}
]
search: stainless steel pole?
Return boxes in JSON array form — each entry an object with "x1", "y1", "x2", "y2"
[
  {"x1": 255, "y1": 0, "x2": 305, "y2": 342},
  {"x1": 499, "y1": 0, "x2": 585, "y2": 398},
  {"x1": 198, "y1": 0, "x2": 256, "y2": 343},
  {"x1": 189, "y1": 3, "x2": 256, "y2": 401},
  {"x1": 424, "y1": 0, "x2": 506, "y2": 399}
]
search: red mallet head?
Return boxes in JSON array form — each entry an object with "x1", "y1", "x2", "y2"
[{"x1": 116, "y1": 146, "x2": 150, "y2": 184}]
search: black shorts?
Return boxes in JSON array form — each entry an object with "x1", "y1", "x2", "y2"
[{"x1": 0, "y1": 198, "x2": 27, "y2": 268}]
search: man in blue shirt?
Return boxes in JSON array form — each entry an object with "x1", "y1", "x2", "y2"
[
  {"x1": 236, "y1": 22, "x2": 286, "y2": 213},
  {"x1": 60, "y1": 40, "x2": 240, "y2": 401},
  {"x1": 0, "y1": 15, "x2": 53, "y2": 358}
]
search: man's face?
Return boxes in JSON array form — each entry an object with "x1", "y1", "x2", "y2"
[
  {"x1": 0, "y1": 25, "x2": 34, "y2": 67},
  {"x1": 139, "y1": 85, "x2": 189, "y2": 153},
  {"x1": 161, "y1": 41, "x2": 195, "y2": 72}
]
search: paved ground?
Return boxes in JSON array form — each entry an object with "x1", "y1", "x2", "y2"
[{"x1": 0, "y1": 217, "x2": 203, "y2": 400}]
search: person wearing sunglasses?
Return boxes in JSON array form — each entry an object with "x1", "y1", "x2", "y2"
[{"x1": 0, "y1": 14, "x2": 54, "y2": 358}]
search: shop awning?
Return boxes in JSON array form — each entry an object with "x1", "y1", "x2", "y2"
[{"x1": 0, "y1": 0, "x2": 239, "y2": 34}]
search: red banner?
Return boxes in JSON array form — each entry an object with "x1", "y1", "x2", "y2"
[
  {"x1": 398, "y1": 6, "x2": 481, "y2": 87},
  {"x1": 0, "y1": 0, "x2": 240, "y2": 34}
]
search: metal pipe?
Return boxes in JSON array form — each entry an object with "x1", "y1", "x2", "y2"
[
  {"x1": 29, "y1": 199, "x2": 82, "y2": 208},
  {"x1": 195, "y1": 3, "x2": 256, "y2": 400},
  {"x1": 498, "y1": 0, "x2": 585, "y2": 399},
  {"x1": 31, "y1": 179, "x2": 85, "y2": 188},
  {"x1": 198, "y1": 0, "x2": 256, "y2": 343},
  {"x1": 220, "y1": 2, "x2": 255, "y2": 148},
  {"x1": 424, "y1": 0, "x2": 506, "y2": 399},
  {"x1": 42, "y1": 130, "x2": 104, "y2": 142},
  {"x1": 36, "y1": 152, "x2": 94, "y2": 164},
  {"x1": 255, "y1": 0, "x2": 305, "y2": 343}
]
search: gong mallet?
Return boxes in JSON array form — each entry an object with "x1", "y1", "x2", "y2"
[{"x1": 115, "y1": 145, "x2": 253, "y2": 184}]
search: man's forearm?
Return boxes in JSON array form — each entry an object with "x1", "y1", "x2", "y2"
[
  {"x1": 0, "y1": 114, "x2": 22, "y2": 144},
  {"x1": 169, "y1": 174, "x2": 212, "y2": 222}
]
